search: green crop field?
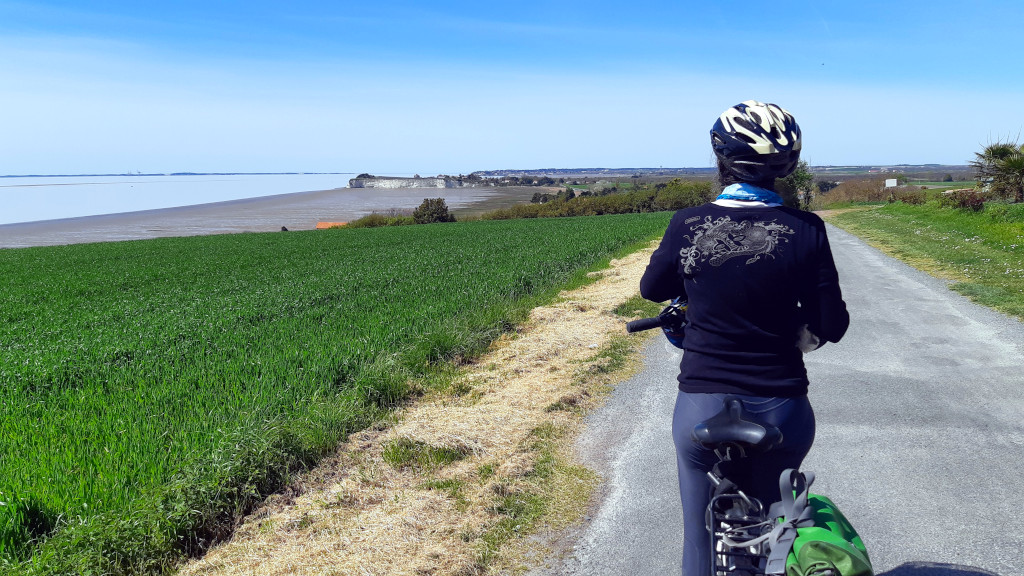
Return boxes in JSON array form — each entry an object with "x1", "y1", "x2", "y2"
[{"x1": 0, "y1": 213, "x2": 670, "y2": 574}]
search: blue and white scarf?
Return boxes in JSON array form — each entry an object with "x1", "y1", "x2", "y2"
[{"x1": 715, "y1": 183, "x2": 783, "y2": 205}]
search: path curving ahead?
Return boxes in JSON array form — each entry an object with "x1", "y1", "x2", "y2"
[{"x1": 530, "y1": 225, "x2": 1024, "y2": 576}]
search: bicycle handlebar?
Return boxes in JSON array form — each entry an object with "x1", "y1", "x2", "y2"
[{"x1": 626, "y1": 316, "x2": 664, "y2": 333}]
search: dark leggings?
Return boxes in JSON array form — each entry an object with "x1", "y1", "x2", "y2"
[{"x1": 672, "y1": 391, "x2": 815, "y2": 576}]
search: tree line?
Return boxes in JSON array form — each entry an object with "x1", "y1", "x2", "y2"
[{"x1": 344, "y1": 180, "x2": 717, "y2": 228}]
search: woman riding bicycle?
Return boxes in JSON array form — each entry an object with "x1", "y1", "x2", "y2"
[{"x1": 639, "y1": 101, "x2": 850, "y2": 576}]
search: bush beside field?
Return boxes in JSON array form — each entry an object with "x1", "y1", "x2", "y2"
[
  {"x1": 0, "y1": 213, "x2": 671, "y2": 574},
  {"x1": 481, "y1": 180, "x2": 714, "y2": 220},
  {"x1": 344, "y1": 180, "x2": 715, "y2": 228}
]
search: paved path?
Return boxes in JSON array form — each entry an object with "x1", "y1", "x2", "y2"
[{"x1": 531, "y1": 225, "x2": 1024, "y2": 576}]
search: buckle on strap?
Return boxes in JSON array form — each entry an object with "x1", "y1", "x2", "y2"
[{"x1": 765, "y1": 469, "x2": 817, "y2": 575}]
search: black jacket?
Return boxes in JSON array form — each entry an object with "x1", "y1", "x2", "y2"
[{"x1": 640, "y1": 203, "x2": 849, "y2": 396}]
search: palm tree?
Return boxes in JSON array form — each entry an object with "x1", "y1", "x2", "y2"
[
  {"x1": 972, "y1": 141, "x2": 1024, "y2": 202},
  {"x1": 997, "y1": 153, "x2": 1024, "y2": 203}
]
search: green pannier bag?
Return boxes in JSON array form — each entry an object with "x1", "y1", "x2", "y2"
[{"x1": 766, "y1": 469, "x2": 874, "y2": 576}]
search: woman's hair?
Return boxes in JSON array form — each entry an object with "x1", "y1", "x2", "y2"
[{"x1": 716, "y1": 157, "x2": 776, "y2": 191}]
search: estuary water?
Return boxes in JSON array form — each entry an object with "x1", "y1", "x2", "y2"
[
  {"x1": 0, "y1": 174, "x2": 502, "y2": 248},
  {"x1": 0, "y1": 173, "x2": 355, "y2": 225}
]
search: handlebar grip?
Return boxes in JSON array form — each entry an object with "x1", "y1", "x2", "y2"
[{"x1": 626, "y1": 316, "x2": 663, "y2": 333}]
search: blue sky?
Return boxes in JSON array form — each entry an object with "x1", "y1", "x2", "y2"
[{"x1": 0, "y1": 0, "x2": 1020, "y2": 174}]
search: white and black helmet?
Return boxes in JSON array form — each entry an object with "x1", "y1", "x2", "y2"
[{"x1": 711, "y1": 100, "x2": 802, "y2": 182}]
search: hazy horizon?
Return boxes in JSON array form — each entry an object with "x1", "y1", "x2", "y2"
[{"x1": 0, "y1": 162, "x2": 974, "y2": 179}]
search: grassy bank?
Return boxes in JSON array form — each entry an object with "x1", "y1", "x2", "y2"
[
  {"x1": 827, "y1": 202, "x2": 1024, "y2": 319},
  {"x1": 0, "y1": 213, "x2": 671, "y2": 574}
]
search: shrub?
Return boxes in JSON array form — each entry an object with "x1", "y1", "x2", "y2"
[
  {"x1": 480, "y1": 180, "x2": 712, "y2": 221},
  {"x1": 893, "y1": 189, "x2": 926, "y2": 205},
  {"x1": 346, "y1": 212, "x2": 415, "y2": 228},
  {"x1": 813, "y1": 178, "x2": 887, "y2": 207},
  {"x1": 653, "y1": 180, "x2": 715, "y2": 211},
  {"x1": 817, "y1": 180, "x2": 839, "y2": 193},
  {"x1": 775, "y1": 160, "x2": 814, "y2": 209},
  {"x1": 937, "y1": 189, "x2": 986, "y2": 212},
  {"x1": 412, "y1": 198, "x2": 456, "y2": 224},
  {"x1": 590, "y1": 193, "x2": 637, "y2": 215}
]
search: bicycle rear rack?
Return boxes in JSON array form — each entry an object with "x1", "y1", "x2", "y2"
[{"x1": 707, "y1": 491, "x2": 770, "y2": 576}]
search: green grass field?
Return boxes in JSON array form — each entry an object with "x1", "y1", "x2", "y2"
[
  {"x1": 907, "y1": 181, "x2": 973, "y2": 188},
  {"x1": 828, "y1": 202, "x2": 1024, "y2": 319},
  {"x1": 0, "y1": 213, "x2": 670, "y2": 574}
]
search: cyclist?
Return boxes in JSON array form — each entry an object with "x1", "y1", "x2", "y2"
[{"x1": 639, "y1": 100, "x2": 850, "y2": 575}]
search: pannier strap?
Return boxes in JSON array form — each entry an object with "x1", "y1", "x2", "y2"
[{"x1": 765, "y1": 469, "x2": 816, "y2": 575}]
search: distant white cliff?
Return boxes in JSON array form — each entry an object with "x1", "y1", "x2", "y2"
[{"x1": 348, "y1": 177, "x2": 480, "y2": 189}]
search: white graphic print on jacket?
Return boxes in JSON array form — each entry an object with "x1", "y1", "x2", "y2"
[{"x1": 680, "y1": 215, "x2": 795, "y2": 274}]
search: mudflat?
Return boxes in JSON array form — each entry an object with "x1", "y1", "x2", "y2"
[{"x1": 0, "y1": 186, "x2": 536, "y2": 249}]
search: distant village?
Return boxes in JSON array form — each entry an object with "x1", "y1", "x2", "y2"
[{"x1": 349, "y1": 164, "x2": 974, "y2": 190}]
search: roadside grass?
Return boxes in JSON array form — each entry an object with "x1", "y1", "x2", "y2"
[
  {"x1": 381, "y1": 438, "x2": 471, "y2": 471},
  {"x1": 613, "y1": 293, "x2": 662, "y2": 318},
  {"x1": 471, "y1": 423, "x2": 596, "y2": 573},
  {"x1": 418, "y1": 479, "x2": 470, "y2": 512},
  {"x1": 582, "y1": 336, "x2": 633, "y2": 375},
  {"x1": 813, "y1": 201, "x2": 886, "y2": 210},
  {"x1": 826, "y1": 201, "x2": 1024, "y2": 320},
  {"x1": 470, "y1": 327, "x2": 654, "y2": 574},
  {"x1": 0, "y1": 212, "x2": 671, "y2": 575}
]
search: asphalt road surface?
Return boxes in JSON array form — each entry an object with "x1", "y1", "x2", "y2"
[{"x1": 531, "y1": 225, "x2": 1024, "y2": 576}]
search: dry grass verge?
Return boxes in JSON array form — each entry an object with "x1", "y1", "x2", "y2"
[
  {"x1": 813, "y1": 207, "x2": 871, "y2": 219},
  {"x1": 177, "y1": 244, "x2": 658, "y2": 576}
]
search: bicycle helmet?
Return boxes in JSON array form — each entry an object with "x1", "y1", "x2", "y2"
[{"x1": 711, "y1": 100, "x2": 802, "y2": 183}]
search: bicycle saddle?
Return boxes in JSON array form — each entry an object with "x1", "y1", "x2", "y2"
[{"x1": 691, "y1": 396, "x2": 783, "y2": 453}]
